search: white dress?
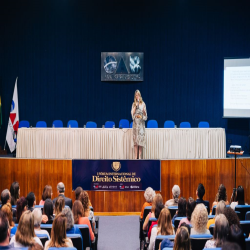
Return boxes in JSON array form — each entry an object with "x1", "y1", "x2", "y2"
[{"x1": 9, "y1": 235, "x2": 43, "y2": 247}]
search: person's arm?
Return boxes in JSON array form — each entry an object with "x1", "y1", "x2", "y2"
[
  {"x1": 142, "y1": 103, "x2": 147, "y2": 121},
  {"x1": 87, "y1": 219, "x2": 95, "y2": 241},
  {"x1": 148, "y1": 227, "x2": 157, "y2": 250},
  {"x1": 143, "y1": 213, "x2": 150, "y2": 231},
  {"x1": 131, "y1": 103, "x2": 136, "y2": 120}
]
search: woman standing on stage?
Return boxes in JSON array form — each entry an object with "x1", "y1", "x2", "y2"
[{"x1": 131, "y1": 90, "x2": 147, "y2": 159}]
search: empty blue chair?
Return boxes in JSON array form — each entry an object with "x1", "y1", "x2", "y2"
[
  {"x1": 19, "y1": 120, "x2": 30, "y2": 128},
  {"x1": 52, "y1": 120, "x2": 63, "y2": 128},
  {"x1": 67, "y1": 120, "x2": 78, "y2": 128},
  {"x1": 198, "y1": 121, "x2": 209, "y2": 128},
  {"x1": 86, "y1": 121, "x2": 97, "y2": 128},
  {"x1": 66, "y1": 234, "x2": 83, "y2": 250},
  {"x1": 147, "y1": 120, "x2": 158, "y2": 128},
  {"x1": 164, "y1": 120, "x2": 175, "y2": 128},
  {"x1": 235, "y1": 205, "x2": 250, "y2": 221},
  {"x1": 105, "y1": 121, "x2": 115, "y2": 128},
  {"x1": 36, "y1": 121, "x2": 47, "y2": 128},
  {"x1": 119, "y1": 119, "x2": 129, "y2": 128},
  {"x1": 130, "y1": 122, "x2": 133, "y2": 128},
  {"x1": 180, "y1": 122, "x2": 191, "y2": 128}
]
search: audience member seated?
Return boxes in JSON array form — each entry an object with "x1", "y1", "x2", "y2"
[
  {"x1": 53, "y1": 182, "x2": 72, "y2": 209},
  {"x1": 196, "y1": 183, "x2": 210, "y2": 213},
  {"x1": 227, "y1": 224, "x2": 246, "y2": 250},
  {"x1": 79, "y1": 191, "x2": 95, "y2": 228},
  {"x1": 42, "y1": 199, "x2": 54, "y2": 224},
  {"x1": 26, "y1": 192, "x2": 36, "y2": 212},
  {"x1": 44, "y1": 213, "x2": 73, "y2": 250},
  {"x1": 178, "y1": 197, "x2": 196, "y2": 228},
  {"x1": 222, "y1": 242, "x2": 241, "y2": 250},
  {"x1": 140, "y1": 187, "x2": 155, "y2": 219},
  {"x1": 32, "y1": 208, "x2": 50, "y2": 239},
  {"x1": 212, "y1": 184, "x2": 229, "y2": 208},
  {"x1": 10, "y1": 181, "x2": 20, "y2": 206},
  {"x1": 230, "y1": 185, "x2": 246, "y2": 210},
  {"x1": 75, "y1": 186, "x2": 83, "y2": 200},
  {"x1": 0, "y1": 211, "x2": 13, "y2": 249},
  {"x1": 207, "y1": 200, "x2": 226, "y2": 229},
  {"x1": 191, "y1": 203, "x2": 210, "y2": 235},
  {"x1": 173, "y1": 226, "x2": 191, "y2": 250},
  {"x1": 54, "y1": 196, "x2": 65, "y2": 216},
  {"x1": 0, "y1": 190, "x2": 11, "y2": 207},
  {"x1": 10, "y1": 210, "x2": 43, "y2": 247},
  {"x1": 143, "y1": 193, "x2": 163, "y2": 230},
  {"x1": 1, "y1": 203, "x2": 15, "y2": 234},
  {"x1": 39, "y1": 185, "x2": 53, "y2": 205},
  {"x1": 62, "y1": 207, "x2": 81, "y2": 234},
  {"x1": 72, "y1": 200, "x2": 94, "y2": 241},
  {"x1": 223, "y1": 207, "x2": 240, "y2": 227},
  {"x1": 204, "y1": 214, "x2": 229, "y2": 248},
  {"x1": 172, "y1": 197, "x2": 187, "y2": 224},
  {"x1": 16, "y1": 196, "x2": 28, "y2": 223},
  {"x1": 148, "y1": 203, "x2": 165, "y2": 240},
  {"x1": 165, "y1": 185, "x2": 180, "y2": 208},
  {"x1": 149, "y1": 207, "x2": 175, "y2": 250}
]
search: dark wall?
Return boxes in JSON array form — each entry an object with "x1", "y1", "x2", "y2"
[{"x1": 1, "y1": 0, "x2": 250, "y2": 153}]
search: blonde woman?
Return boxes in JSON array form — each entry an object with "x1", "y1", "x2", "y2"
[
  {"x1": 10, "y1": 210, "x2": 43, "y2": 247},
  {"x1": 131, "y1": 90, "x2": 147, "y2": 159}
]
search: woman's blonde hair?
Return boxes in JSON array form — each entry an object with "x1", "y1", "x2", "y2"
[
  {"x1": 133, "y1": 90, "x2": 143, "y2": 105},
  {"x1": 174, "y1": 226, "x2": 191, "y2": 250},
  {"x1": 79, "y1": 191, "x2": 90, "y2": 216},
  {"x1": 157, "y1": 208, "x2": 174, "y2": 235},
  {"x1": 54, "y1": 196, "x2": 65, "y2": 215},
  {"x1": 1, "y1": 202, "x2": 14, "y2": 227},
  {"x1": 152, "y1": 193, "x2": 163, "y2": 213},
  {"x1": 191, "y1": 203, "x2": 208, "y2": 233},
  {"x1": 15, "y1": 210, "x2": 36, "y2": 246}
]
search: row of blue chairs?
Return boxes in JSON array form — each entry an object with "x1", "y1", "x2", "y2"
[{"x1": 19, "y1": 120, "x2": 210, "y2": 129}]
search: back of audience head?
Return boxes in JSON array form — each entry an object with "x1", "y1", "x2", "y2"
[
  {"x1": 197, "y1": 183, "x2": 205, "y2": 199},
  {"x1": 157, "y1": 208, "x2": 173, "y2": 235},
  {"x1": 1, "y1": 189, "x2": 11, "y2": 206},
  {"x1": 72, "y1": 200, "x2": 84, "y2": 224},
  {"x1": 152, "y1": 193, "x2": 163, "y2": 212},
  {"x1": 172, "y1": 185, "x2": 180, "y2": 202},
  {"x1": 0, "y1": 210, "x2": 10, "y2": 245},
  {"x1": 1, "y1": 203, "x2": 14, "y2": 228},
  {"x1": 177, "y1": 197, "x2": 187, "y2": 217},
  {"x1": 221, "y1": 242, "x2": 241, "y2": 250},
  {"x1": 75, "y1": 187, "x2": 83, "y2": 200},
  {"x1": 223, "y1": 207, "x2": 240, "y2": 227},
  {"x1": 191, "y1": 203, "x2": 208, "y2": 233},
  {"x1": 144, "y1": 187, "x2": 156, "y2": 203},
  {"x1": 236, "y1": 186, "x2": 244, "y2": 205},
  {"x1": 42, "y1": 185, "x2": 53, "y2": 201},
  {"x1": 179, "y1": 222, "x2": 191, "y2": 236},
  {"x1": 155, "y1": 203, "x2": 165, "y2": 219},
  {"x1": 32, "y1": 208, "x2": 43, "y2": 229},
  {"x1": 54, "y1": 196, "x2": 65, "y2": 215},
  {"x1": 26, "y1": 192, "x2": 36, "y2": 208},
  {"x1": 216, "y1": 200, "x2": 226, "y2": 216},
  {"x1": 57, "y1": 182, "x2": 65, "y2": 194},
  {"x1": 62, "y1": 207, "x2": 74, "y2": 230},
  {"x1": 10, "y1": 181, "x2": 20, "y2": 205},
  {"x1": 213, "y1": 214, "x2": 229, "y2": 247},
  {"x1": 43, "y1": 198, "x2": 54, "y2": 220},
  {"x1": 215, "y1": 184, "x2": 227, "y2": 202},
  {"x1": 79, "y1": 191, "x2": 90, "y2": 213},
  {"x1": 28, "y1": 243, "x2": 43, "y2": 250},
  {"x1": 16, "y1": 210, "x2": 35, "y2": 246},
  {"x1": 174, "y1": 226, "x2": 191, "y2": 250},
  {"x1": 16, "y1": 196, "x2": 28, "y2": 223},
  {"x1": 186, "y1": 197, "x2": 196, "y2": 221},
  {"x1": 228, "y1": 224, "x2": 246, "y2": 250}
]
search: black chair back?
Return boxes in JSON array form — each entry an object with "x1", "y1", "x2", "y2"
[
  {"x1": 168, "y1": 206, "x2": 178, "y2": 219},
  {"x1": 40, "y1": 224, "x2": 52, "y2": 236},
  {"x1": 67, "y1": 234, "x2": 83, "y2": 250},
  {"x1": 173, "y1": 217, "x2": 186, "y2": 230},
  {"x1": 235, "y1": 205, "x2": 250, "y2": 221},
  {"x1": 36, "y1": 234, "x2": 50, "y2": 246},
  {"x1": 154, "y1": 235, "x2": 175, "y2": 250},
  {"x1": 240, "y1": 221, "x2": 250, "y2": 236},
  {"x1": 190, "y1": 235, "x2": 213, "y2": 250}
]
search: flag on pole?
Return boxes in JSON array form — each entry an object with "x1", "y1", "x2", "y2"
[{"x1": 5, "y1": 78, "x2": 19, "y2": 152}]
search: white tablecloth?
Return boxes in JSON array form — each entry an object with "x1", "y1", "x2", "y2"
[{"x1": 16, "y1": 128, "x2": 226, "y2": 159}]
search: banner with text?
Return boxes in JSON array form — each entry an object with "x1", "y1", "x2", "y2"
[{"x1": 72, "y1": 160, "x2": 161, "y2": 191}]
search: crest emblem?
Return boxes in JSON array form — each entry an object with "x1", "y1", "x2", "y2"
[{"x1": 112, "y1": 162, "x2": 121, "y2": 172}]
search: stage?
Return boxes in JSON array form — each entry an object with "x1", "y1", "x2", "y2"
[{"x1": 0, "y1": 157, "x2": 249, "y2": 214}]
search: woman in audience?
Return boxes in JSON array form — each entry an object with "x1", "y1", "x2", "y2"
[
  {"x1": 230, "y1": 185, "x2": 246, "y2": 210},
  {"x1": 178, "y1": 197, "x2": 196, "y2": 227},
  {"x1": 44, "y1": 213, "x2": 73, "y2": 250},
  {"x1": 191, "y1": 203, "x2": 210, "y2": 235},
  {"x1": 1, "y1": 202, "x2": 16, "y2": 234},
  {"x1": 16, "y1": 196, "x2": 28, "y2": 223},
  {"x1": 173, "y1": 226, "x2": 191, "y2": 250},
  {"x1": 223, "y1": 207, "x2": 240, "y2": 227},
  {"x1": 72, "y1": 200, "x2": 95, "y2": 241},
  {"x1": 42, "y1": 198, "x2": 54, "y2": 224},
  {"x1": 39, "y1": 185, "x2": 53, "y2": 205},
  {"x1": 62, "y1": 207, "x2": 81, "y2": 234},
  {"x1": 143, "y1": 193, "x2": 163, "y2": 230},
  {"x1": 204, "y1": 214, "x2": 229, "y2": 248},
  {"x1": 54, "y1": 196, "x2": 65, "y2": 216},
  {"x1": 140, "y1": 187, "x2": 155, "y2": 219},
  {"x1": 207, "y1": 200, "x2": 226, "y2": 229},
  {"x1": 227, "y1": 224, "x2": 246, "y2": 250},
  {"x1": 10, "y1": 210, "x2": 43, "y2": 247},
  {"x1": 165, "y1": 185, "x2": 180, "y2": 207},
  {"x1": 212, "y1": 184, "x2": 229, "y2": 209},
  {"x1": 32, "y1": 208, "x2": 50, "y2": 239},
  {"x1": 149, "y1": 207, "x2": 175, "y2": 250},
  {"x1": 10, "y1": 181, "x2": 20, "y2": 205},
  {"x1": 172, "y1": 197, "x2": 187, "y2": 224}
]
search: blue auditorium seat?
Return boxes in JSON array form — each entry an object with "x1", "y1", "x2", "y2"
[
  {"x1": 36, "y1": 121, "x2": 47, "y2": 127},
  {"x1": 19, "y1": 120, "x2": 30, "y2": 128},
  {"x1": 86, "y1": 121, "x2": 97, "y2": 128},
  {"x1": 164, "y1": 120, "x2": 175, "y2": 128},
  {"x1": 147, "y1": 120, "x2": 158, "y2": 128},
  {"x1": 119, "y1": 119, "x2": 129, "y2": 128},
  {"x1": 67, "y1": 120, "x2": 78, "y2": 128},
  {"x1": 180, "y1": 121, "x2": 191, "y2": 128},
  {"x1": 52, "y1": 120, "x2": 63, "y2": 128},
  {"x1": 198, "y1": 121, "x2": 209, "y2": 128},
  {"x1": 105, "y1": 121, "x2": 115, "y2": 128}
]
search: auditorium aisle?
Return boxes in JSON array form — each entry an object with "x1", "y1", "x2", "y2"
[{"x1": 97, "y1": 216, "x2": 140, "y2": 250}]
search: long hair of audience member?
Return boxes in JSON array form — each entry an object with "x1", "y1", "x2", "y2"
[
  {"x1": 174, "y1": 226, "x2": 191, "y2": 250},
  {"x1": 186, "y1": 197, "x2": 196, "y2": 221},
  {"x1": 213, "y1": 214, "x2": 229, "y2": 247},
  {"x1": 16, "y1": 197, "x2": 28, "y2": 223},
  {"x1": 54, "y1": 196, "x2": 65, "y2": 216},
  {"x1": 228, "y1": 224, "x2": 246, "y2": 250},
  {"x1": 1, "y1": 203, "x2": 15, "y2": 228},
  {"x1": 191, "y1": 203, "x2": 208, "y2": 233},
  {"x1": 235, "y1": 186, "x2": 244, "y2": 205},
  {"x1": 215, "y1": 184, "x2": 228, "y2": 202},
  {"x1": 0, "y1": 211, "x2": 9, "y2": 244},
  {"x1": 72, "y1": 200, "x2": 84, "y2": 224},
  {"x1": 223, "y1": 207, "x2": 240, "y2": 227},
  {"x1": 41, "y1": 185, "x2": 53, "y2": 202},
  {"x1": 75, "y1": 187, "x2": 83, "y2": 200},
  {"x1": 10, "y1": 181, "x2": 20, "y2": 206},
  {"x1": 157, "y1": 208, "x2": 174, "y2": 235},
  {"x1": 79, "y1": 191, "x2": 91, "y2": 216},
  {"x1": 177, "y1": 197, "x2": 187, "y2": 217},
  {"x1": 43, "y1": 199, "x2": 54, "y2": 222}
]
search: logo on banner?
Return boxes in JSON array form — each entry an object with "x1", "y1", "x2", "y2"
[{"x1": 111, "y1": 162, "x2": 121, "y2": 172}]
